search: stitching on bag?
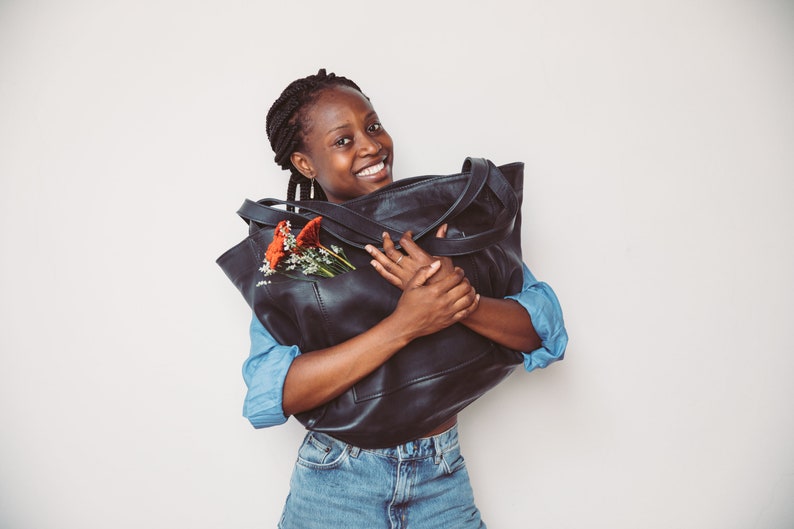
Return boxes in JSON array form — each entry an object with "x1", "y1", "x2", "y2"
[
  {"x1": 312, "y1": 282, "x2": 337, "y2": 345},
  {"x1": 248, "y1": 233, "x2": 262, "y2": 262},
  {"x1": 240, "y1": 237, "x2": 260, "y2": 284},
  {"x1": 467, "y1": 254, "x2": 482, "y2": 294}
]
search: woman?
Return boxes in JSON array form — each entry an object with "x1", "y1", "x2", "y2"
[{"x1": 241, "y1": 69, "x2": 567, "y2": 528}]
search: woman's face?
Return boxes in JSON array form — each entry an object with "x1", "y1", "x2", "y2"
[{"x1": 290, "y1": 86, "x2": 394, "y2": 204}]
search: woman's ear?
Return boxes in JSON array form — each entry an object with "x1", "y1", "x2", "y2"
[{"x1": 290, "y1": 152, "x2": 315, "y2": 180}]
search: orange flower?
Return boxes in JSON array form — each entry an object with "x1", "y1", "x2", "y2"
[
  {"x1": 296, "y1": 216, "x2": 322, "y2": 248},
  {"x1": 257, "y1": 216, "x2": 354, "y2": 285},
  {"x1": 265, "y1": 220, "x2": 290, "y2": 268}
]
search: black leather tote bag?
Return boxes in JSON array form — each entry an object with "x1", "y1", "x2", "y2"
[{"x1": 217, "y1": 158, "x2": 525, "y2": 448}]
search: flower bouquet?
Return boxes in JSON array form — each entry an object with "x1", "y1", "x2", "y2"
[{"x1": 257, "y1": 216, "x2": 355, "y2": 285}]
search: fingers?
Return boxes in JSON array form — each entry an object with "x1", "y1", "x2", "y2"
[
  {"x1": 418, "y1": 266, "x2": 477, "y2": 314},
  {"x1": 415, "y1": 265, "x2": 478, "y2": 327},
  {"x1": 366, "y1": 241, "x2": 408, "y2": 288},
  {"x1": 380, "y1": 229, "x2": 445, "y2": 266},
  {"x1": 367, "y1": 257, "x2": 403, "y2": 288},
  {"x1": 409, "y1": 260, "x2": 441, "y2": 287},
  {"x1": 382, "y1": 231, "x2": 408, "y2": 263},
  {"x1": 444, "y1": 271, "x2": 477, "y2": 312},
  {"x1": 399, "y1": 230, "x2": 455, "y2": 286},
  {"x1": 452, "y1": 292, "x2": 480, "y2": 320},
  {"x1": 398, "y1": 231, "x2": 430, "y2": 261},
  {"x1": 365, "y1": 229, "x2": 457, "y2": 291},
  {"x1": 392, "y1": 262, "x2": 478, "y2": 338}
]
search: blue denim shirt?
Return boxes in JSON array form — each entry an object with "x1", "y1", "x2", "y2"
[{"x1": 242, "y1": 263, "x2": 567, "y2": 428}]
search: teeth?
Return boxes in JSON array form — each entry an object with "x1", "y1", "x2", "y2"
[{"x1": 356, "y1": 161, "x2": 384, "y2": 177}]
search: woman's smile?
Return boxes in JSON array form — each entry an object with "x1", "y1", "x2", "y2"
[{"x1": 355, "y1": 159, "x2": 386, "y2": 177}]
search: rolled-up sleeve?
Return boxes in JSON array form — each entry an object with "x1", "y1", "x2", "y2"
[
  {"x1": 242, "y1": 314, "x2": 301, "y2": 428},
  {"x1": 506, "y1": 263, "x2": 568, "y2": 372}
]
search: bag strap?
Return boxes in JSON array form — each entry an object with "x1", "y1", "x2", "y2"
[
  {"x1": 237, "y1": 158, "x2": 518, "y2": 256},
  {"x1": 238, "y1": 157, "x2": 490, "y2": 238}
]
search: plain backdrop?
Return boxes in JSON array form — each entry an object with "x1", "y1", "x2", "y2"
[{"x1": 1, "y1": 1, "x2": 793, "y2": 528}]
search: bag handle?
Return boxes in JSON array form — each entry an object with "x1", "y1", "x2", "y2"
[
  {"x1": 239, "y1": 157, "x2": 490, "y2": 239},
  {"x1": 237, "y1": 158, "x2": 518, "y2": 256}
]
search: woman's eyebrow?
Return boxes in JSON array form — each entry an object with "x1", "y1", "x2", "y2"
[
  {"x1": 326, "y1": 122, "x2": 351, "y2": 135},
  {"x1": 325, "y1": 112, "x2": 378, "y2": 135}
]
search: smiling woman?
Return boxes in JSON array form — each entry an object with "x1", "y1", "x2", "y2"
[
  {"x1": 225, "y1": 69, "x2": 568, "y2": 529},
  {"x1": 289, "y1": 86, "x2": 395, "y2": 203}
]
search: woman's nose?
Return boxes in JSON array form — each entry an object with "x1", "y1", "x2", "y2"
[{"x1": 358, "y1": 134, "x2": 381, "y2": 155}]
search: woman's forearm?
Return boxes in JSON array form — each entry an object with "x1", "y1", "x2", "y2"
[
  {"x1": 460, "y1": 296, "x2": 541, "y2": 353},
  {"x1": 281, "y1": 315, "x2": 411, "y2": 416}
]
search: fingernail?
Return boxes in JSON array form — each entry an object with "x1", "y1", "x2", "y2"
[{"x1": 365, "y1": 245, "x2": 373, "y2": 253}]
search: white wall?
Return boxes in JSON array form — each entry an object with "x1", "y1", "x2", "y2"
[{"x1": 1, "y1": 1, "x2": 792, "y2": 528}]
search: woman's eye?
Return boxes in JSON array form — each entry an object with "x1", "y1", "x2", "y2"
[
  {"x1": 367, "y1": 122, "x2": 382, "y2": 133},
  {"x1": 335, "y1": 137, "x2": 351, "y2": 147}
]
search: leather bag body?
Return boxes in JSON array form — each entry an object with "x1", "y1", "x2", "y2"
[{"x1": 217, "y1": 158, "x2": 525, "y2": 448}]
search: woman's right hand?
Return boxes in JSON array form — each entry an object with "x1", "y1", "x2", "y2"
[{"x1": 389, "y1": 261, "x2": 480, "y2": 340}]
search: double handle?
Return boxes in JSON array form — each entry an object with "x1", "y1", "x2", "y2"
[{"x1": 237, "y1": 158, "x2": 518, "y2": 256}]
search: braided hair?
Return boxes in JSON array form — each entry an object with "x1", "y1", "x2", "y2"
[{"x1": 265, "y1": 69, "x2": 368, "y2": 205}]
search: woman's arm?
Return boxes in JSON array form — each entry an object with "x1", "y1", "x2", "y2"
[
  {"x1": 281, "y1": 261, "x2": 478, "y2": 417},
  {"x1": 457, "y1": 296, "x2": 541, "y2": 353},
  {"x1": 245, "y1": 259, "x2": 565, "y2": 428}
]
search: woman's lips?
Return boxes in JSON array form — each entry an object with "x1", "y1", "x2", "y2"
[{"x1": 355, "y1": 160, "x2": 385, "y2": 177}]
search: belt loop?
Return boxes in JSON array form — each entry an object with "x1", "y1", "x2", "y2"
[
  {"x1": 349, "y1": 445, "x2": 360, "y2": 458},
  {"x1": 433, "y1": 435, "x2": 442, "y2": 465}
]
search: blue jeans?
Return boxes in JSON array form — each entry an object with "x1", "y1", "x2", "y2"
[{"x1": 279, "y1": 425, "x2": 486, "y2": 529}]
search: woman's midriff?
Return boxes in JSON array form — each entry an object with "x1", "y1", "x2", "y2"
[{"x1": 423, "y1": 415, "x2": 458, "y2": 437}]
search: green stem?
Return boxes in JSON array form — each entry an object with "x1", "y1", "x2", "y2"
[{"x1": 319, "y1": 244, "x2": 355, "y2": 270}]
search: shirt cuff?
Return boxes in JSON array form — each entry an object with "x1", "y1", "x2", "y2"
[
  {"x1": 241, "y1": 315, "x2": 301, "y2": 428},
  {"x1": 506, "y1": 264, "x2": 568, "y2": 372}
]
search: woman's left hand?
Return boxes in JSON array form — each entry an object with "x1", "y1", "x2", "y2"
[{"x1": 365, "y1": 224, "x2": 455, "y2": 291}]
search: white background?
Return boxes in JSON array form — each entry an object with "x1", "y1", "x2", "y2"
[{"x1": 1, "y1": 1, "x2": 793, "y2": 528}]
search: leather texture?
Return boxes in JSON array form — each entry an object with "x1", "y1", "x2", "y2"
[{"x1": 217, "y1": 158, "x2": 525, "y2": 448}]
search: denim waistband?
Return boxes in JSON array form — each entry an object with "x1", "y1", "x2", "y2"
[
  {"x1": 353, "y1": 424, "x2": 460, "y2": 461},
  {"x1": 306, "y1": 424, "x2": 460, "y2": 462}
]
